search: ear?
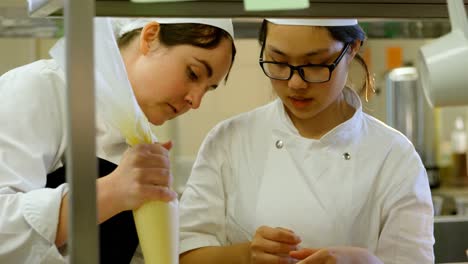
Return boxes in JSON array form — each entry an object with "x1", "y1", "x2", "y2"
[{"x1": 139, "y1": 21, "x2": 161, "y2": 55}]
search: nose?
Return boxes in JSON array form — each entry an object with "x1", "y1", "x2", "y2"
[
  {"x1": 185, "y1": 85, "x2": 206, "y2": 109},
  {"x1": 288, "y1": 70, "x2": 308, "y2": 90}
]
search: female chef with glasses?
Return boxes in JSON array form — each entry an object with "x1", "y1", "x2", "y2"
[
  {"x1": 0, "y1": 17, "x2": 235, "y2": 263},
  {"x1": 179, "y1": 19, "x2": 434, "y2": 264}
]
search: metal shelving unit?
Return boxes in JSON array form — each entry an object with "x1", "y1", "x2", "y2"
[
  {"x1": 29, "y1": 0, "x2": 468, "y2": 18},
  {"x1": 60, "y1": 0, "x2": 98, "y2": 263},
  {"x1": 27, "y1": 1, "x2": 468, "y2": 263}
]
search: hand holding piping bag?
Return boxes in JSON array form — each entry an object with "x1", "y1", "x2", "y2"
[
  {"x1": 118, "y1": 91, "x2": 179, "y2": 264},
  {"x1": 129, "y1": 141, "x2": 180, "y2": 264},
  {"x1": 108, "y1": 141, "x2": 177, "y2": 213}
]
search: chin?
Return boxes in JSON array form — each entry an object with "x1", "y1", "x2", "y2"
[
  {"x1": 148, "y1": 117, "x2": 166, "y2": 126},
  {"x1": 284, "y1": 104, "x2": 317, "y2": 120},
  {"x1": 292, "y1": 111, "x2": 319, "y2": 120}
]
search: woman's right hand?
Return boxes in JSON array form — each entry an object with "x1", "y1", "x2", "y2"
[
  {"x1": 105, "y1": 141, "x2": 177, "y2": 213},
  {"x1": 250, "y1": 225, "x2": 302, "y2": 264}
]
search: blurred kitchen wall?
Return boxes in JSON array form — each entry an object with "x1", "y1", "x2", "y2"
[
  {"x1": 0, "y1": 38, "x2": 36, "y2": 74},
  {"x1": 0, "y1": 38, "x2": 57, "y2": 75}
]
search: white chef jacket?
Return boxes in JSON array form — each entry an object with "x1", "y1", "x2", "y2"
[
  {"x1": 0, "y1": 59, "x2": 146, "y2": 263},
  {"x1": 179, "y1": 87, "x2": 435, "y2": 263}
]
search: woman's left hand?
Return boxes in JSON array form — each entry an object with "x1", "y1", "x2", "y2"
[{"x1": 289, "y1": 247, "x2": 383, "y2": 264}]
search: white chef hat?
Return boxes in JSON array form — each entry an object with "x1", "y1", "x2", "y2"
[
  {"x1": 112, "y1": 18, "x2": 234, "y2": 39},
  {"x1": 266, "y1": 18, "x2": 358, "y2": 27}
]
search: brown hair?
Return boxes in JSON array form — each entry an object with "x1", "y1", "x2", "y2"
[
  {"x1": 258, "y1": 20, "x2": 374, "y2": 100},
  {"x1": 118, "y1": 23, "x2": 236, "y2": 82}
]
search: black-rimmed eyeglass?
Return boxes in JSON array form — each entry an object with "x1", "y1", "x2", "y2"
[{"x1": 259, "y1": 42, "x2": 351, "y2": 83}]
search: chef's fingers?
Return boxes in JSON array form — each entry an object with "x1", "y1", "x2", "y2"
[
  {"x1": 132, "y1": 142, "x2": 170, "y2": 157},
  {"x1": 251, "y1": 250, "x2": 298, "y2": 264},
  {"x1": 295, "y1": 249, "x2": 329, "y2": 264},
  {"x1": 134, "y1": 168, "x2": 172, "y2": 187},
  {"x1": 160, "y1": 141, "x2": 173, "y2": 151},
  {"x1": 289, "y1": 248, "x2": 320, "y2": 260},
  {"x1": 276, "y1": 227, "x2": 297, "y2": 235},
  {"x1": 126, "y1": 144, "x2": 170, "y2": 168},
  {"x1": 140, "y1": 185, "x2": 178, "y2": 202},
  {"x1": 257, "y1": 225, "x2": 301, "y2": 244}
]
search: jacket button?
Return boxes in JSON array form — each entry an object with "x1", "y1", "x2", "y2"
[
  {"x1": 275, "y1": 140, "x2": 284, "y2": 149},
  {"x1": 343, "y1": 152, "x2": 351, "y2": 160}
]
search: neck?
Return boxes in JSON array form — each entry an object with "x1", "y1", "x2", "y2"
[{"x1": 288, "y1": 91, "x2": 356, "y2": 139}]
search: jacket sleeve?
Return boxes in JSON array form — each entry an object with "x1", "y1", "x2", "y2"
[
  {"x1": 375, "y1": 141, "x2": 435, "y2": 264},
  {"x1": 0, "y1": 61, "x2": 68, "y2": 263},
  {"x1": 178, "y1": 123, "x2": 231, "y2": 254}
]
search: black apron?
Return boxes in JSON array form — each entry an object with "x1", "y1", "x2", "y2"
[{"x1": 46, "y1": 158, "x2": 139, "y2": 264}]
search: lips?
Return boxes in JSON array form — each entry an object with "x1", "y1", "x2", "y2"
[
  {"x1": 289, "y1": 96, "x2": 313, "y2": 108},
  {"x1": 290, "y1": 95, "x2": 310, "y2": 100}
]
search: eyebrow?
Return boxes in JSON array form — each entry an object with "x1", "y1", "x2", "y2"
[
  {"x1": 268, "y1": 45, "x2": 330, "y2": 57},
  {"x1": 195, "y1": 58, "x2": 213, "y2": 78}
]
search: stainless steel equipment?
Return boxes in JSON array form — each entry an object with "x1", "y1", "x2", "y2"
[
  {"x1": 386, "y1": 67, "x2": 440, "y2": 187},
  {"x1": 434, "y1": 216, "x2": 468, "y2": 263}
]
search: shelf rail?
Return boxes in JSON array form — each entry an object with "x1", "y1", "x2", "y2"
[{"x1": 64, "y1": 0, "x2": 99, "y2": 263}]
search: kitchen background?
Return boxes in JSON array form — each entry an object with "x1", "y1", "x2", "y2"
[
  {"x1": 1, "y1": 0, "x2": 468, "y2": 260},
  {"x1": 1, "y1": 12, "x2": 468, "y2": 207}
]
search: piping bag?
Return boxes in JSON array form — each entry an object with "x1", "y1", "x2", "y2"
[{"x1": 50, "y1": 17, "x2": 179, "y2": 264}]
